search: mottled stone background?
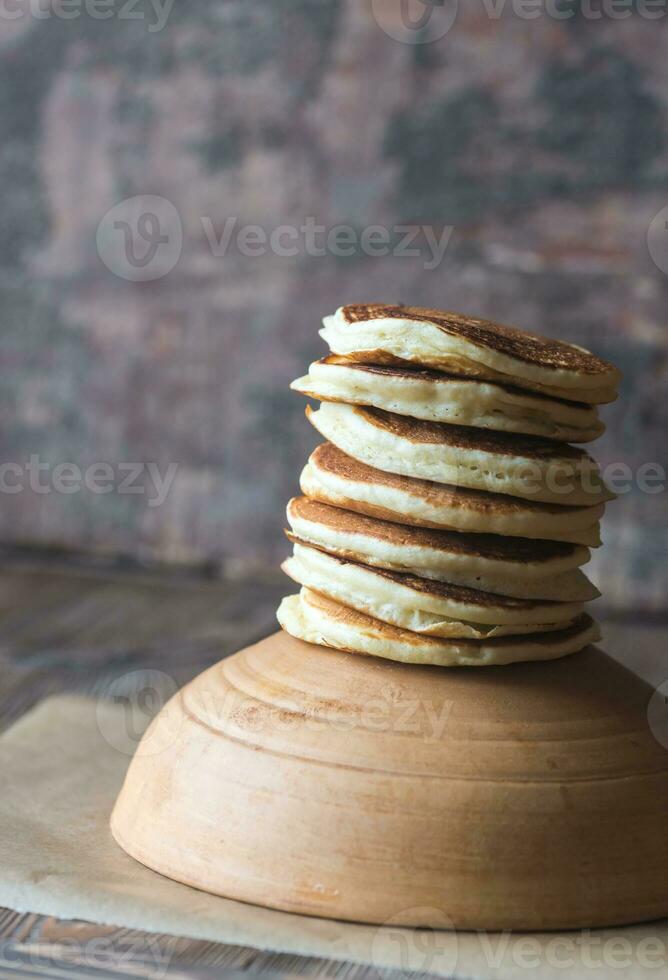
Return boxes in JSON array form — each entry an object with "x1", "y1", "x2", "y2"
[{"x1": 1, "y1": 0, "x2": 667, "y2": 612}]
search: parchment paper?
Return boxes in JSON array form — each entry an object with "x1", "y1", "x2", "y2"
[{"x1": 1, "y1": 695, "x2": 667, "y2": 980}]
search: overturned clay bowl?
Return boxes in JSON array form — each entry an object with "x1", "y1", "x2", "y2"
[{"x1": 111, "y1": 631, "x2": 668, "y2": 930}]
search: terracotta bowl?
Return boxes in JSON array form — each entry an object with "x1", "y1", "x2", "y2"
[{"x1": 111, "y1": 631, "x2": 668, "y2": 930}]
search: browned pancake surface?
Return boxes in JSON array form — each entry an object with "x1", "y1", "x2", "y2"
[
  {"x1": 342, "y1": 304, "x2": 616, "y2": 378},
  {"x1": 321, "y1": 356, "x2": 589, "y2": 408},
  {"x1": 305, "y1": 588, "x2": 594, "y2": 648},
  {"x1": 309, "y1": 403, "x2": 588, "y2": 461},
  {"x1": 288, "y1": 541, "x2": 569, "y2": 610},
  {"x1": 309, "y1": 444, "x2": 598, "y2": 517},
  {"x1": 288, "y1": 496, "x2": 579, "y2": 563}
]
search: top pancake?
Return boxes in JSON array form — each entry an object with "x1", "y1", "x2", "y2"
[
  {"x1": 343, "y1": 305, "x2": 613, "y2": 376},
  {"x1": 321, "y1": 305, "x2": 620, "y2": 404}
]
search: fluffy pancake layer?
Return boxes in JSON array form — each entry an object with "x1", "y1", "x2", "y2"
[
  {"x1": 293, "y1": 358, "x2": 604, "y2": 442},
  {"x1": 302, "y1": 444, "x2": 603, "y2": 546},
  {"x1": 283, "y1": 542, "x2": 583, "y2": 637},
  {"x1": 321, "y1": 306, "x2": 619, "y2": 404},
  {"x1": 279, "y1": 303, "x2": 617, "y2": 666},
  {"x1": 286, "y1": 496, "x2": 598, "y2": 601},
  {"x1": 277, "y1": 588, "x2": 600, "y2": 667},
  {"x1": 307, "y1": 402, "x2": 613, "y2": 507}
]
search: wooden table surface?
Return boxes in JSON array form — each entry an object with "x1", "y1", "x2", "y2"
[{"x1": 0, "y1": 550, "x2": 665, "y2": 980}]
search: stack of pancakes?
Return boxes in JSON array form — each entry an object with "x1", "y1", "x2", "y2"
[{"x1": 278, "y1": 304, "x2": 620, "y2": 667}]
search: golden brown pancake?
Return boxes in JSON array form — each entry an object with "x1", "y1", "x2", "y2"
[
  {"x1": 277, "y1": 588, "x2": 600, "y2": 667},
  {"x1": 343, "y1": 305, "x2": 615, "y2": 377},
  {"x1": 302, "y1": 443, "x2": 603, "y2": 546},
  {"x1": 289, "y1": 495, "x2": 583, "y2": 563},
  {"x1": 286, "y1": 496, "x2": 599, "y2": 601},
  {"x1": 292, "y1": 357, "x2": 604, "y2": 442},
  {"x1": 320, "y1": 305, "x2": 620, "y2": 404},
  {"x1": 283, "y1": 541, "x2": 583, "y2": 637},
  {"x1": 307, "y1": 402, "x2": 613, "y2": 506}
]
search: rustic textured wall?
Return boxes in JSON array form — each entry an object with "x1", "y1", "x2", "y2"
[{"x1": 1, "y1": 0, "x2": 667, "y2": 612}]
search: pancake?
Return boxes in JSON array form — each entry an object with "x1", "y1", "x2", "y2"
[
  {"x1": 283, "y1": 542, "x2": 583, "y2": 638},
  {"x1": 292, "y1": 358, "x2": 604, "y2": 443},
  {"x1": 302, "y1": 444, "x2": 603, "y2": 547},
  {"x1": 286, "y1": 497, "x2": 599, "y2": 601},
  {"x1": 320, "y1": 306, "x2": 620, "y2": 404},
  {"x1": 307, "y1": 402, "x2": 613, "y2": 507},
  {"x1": 277, "y1": 589, "x2": 600, "y2": 667}
]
